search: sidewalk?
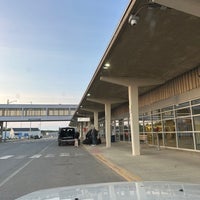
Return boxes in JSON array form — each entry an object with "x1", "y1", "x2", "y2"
[{"x1": 83, "y1": 142, "x2": 200, "y2": 183}]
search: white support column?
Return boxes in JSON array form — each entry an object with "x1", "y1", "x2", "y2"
[
  {"x1": 94, "y1": 111, "x2": 99, "y2": 131},
  {"x1": 100, "y1": 76, "x2": 162, "y2": 155},
  {"x1": 105, "y1": 103, "x2": 111, "y2": 148},
  {"x1": 86, "y1": 97, "x2": 125, "y2": 148},
  {"x1": 128, "y1": 84, "x2": 140, "y2": 155}
]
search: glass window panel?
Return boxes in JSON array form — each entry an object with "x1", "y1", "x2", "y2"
[
  {"x1": 161, "y1": 106, "x2": 173, "y2": 112},
  {"x1": 178, "y1": 132, "x2": 194, "y2": 149},
  {"x1": 115, "y1": 120, "x2": 120, "y2": 141},
  {"x1": 41, "y1": 109, "x2": 46, "y2": 116},
  {"x1": 144, "y1": 111, "x2": 151, "y2": 116},
  {"x1": 152, "y1": 114, "x2": 161, "y2": 121},
  {"x1": 139, "y1": 120, "x2": 144, "y2": 133},
  {"x1": 64, "y1": 109, "x2": 69, "y2": 115},
  {"x1": 162, "y1": 110, "x2": 174, "y2": 119},
  {"x1": 192, "y1": 105, "x2": 200, "y2": 115},
  {"x1": 139, "y1": 115, "x2": 144, "y2": 133},
  {"x1": 59, "y1": 109, "x2": 64, "y2": 115},
  {"x1": 4, "y1": 109, "x2": 22, "y2": 116},
  {"x1": 48, "y1": 109, "x2": 58, "y2": 116},
  {"x1": 163, "y1": 120, "x2": 175, "y2": 132},
  {"x1": 147, "y1": 133, "x2": 153, "y2": 144},
  {"x1": 143, "y1": 115, "x2": 152, "y2": 133},
  {"x1": 175, "y1": 102, "x2": 189, "y2": 109},
  {"x1": 153, "y1": 133, "x2": 163, "y2": 146},
  {"x1": 175, "y1": 107, "x2": 191, "y2": 117},
  {"x1": 176, "y1": 118, "x2": 192, "y2": 131},
  {"x1": 152, "y1": 133, "x2": 163, "y2": 145},
  {"x1": 195, "y1": 133, "x2": 200, "y2": 150},
  {"x1": 191, "y1": 99, "x2": 200, "y2": 105},
  {"x1": 4, "y1": 109, "x2": 10, "y2": 116},
  {"x1": 164, "y1": 133, "x2": 177, "y2": 147},
  {"x1": 124, "y1": 118, "x2": 130, "y2": 141},
  {"x1": 152, "y1": 114, "x2": 162, "y2": 132},
  {"x1": 193, "y1": 116, "x2": 200, "y2": 131},
  {"x1": 70, "y1": 109, "x2": 75, "y2": 115},
  {"x1": 25, "y1": 109, "x2": 31, "y2": 116},
  {"x1": 152, "y1": 109, "x2": 160, "y2": 114},
  {"x1": 119, "y1": 119, "x2": 124, "y2": 141}
]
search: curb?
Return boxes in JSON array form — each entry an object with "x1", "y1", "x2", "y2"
[{"x1": 83, "y1": 145, "x2": 142, "y2": 182}]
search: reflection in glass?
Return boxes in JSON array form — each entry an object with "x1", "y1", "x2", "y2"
[
  {"x1": 124, "y1": 119, "x2": 130, "y2": 141},
  {"x1": 162, "y1": 110, "x2": 174, "y2": 119},
  {"x1": 175, "y1": 102, "x2": 189, "y2": 109},
  {"x1": 119, "y1": 119, "x2": 124, "y2": 141},
  {"x1": 191, "y1": 98, "x2": 200, "y2": 105},
  {"x1": 163, "y1": 120, "x2": 175, "y2": 132},
  {"x1": 195, "y1": 133, "x2": 200, "y2": 150},
  {"x1": 192, "y1": 105, "x2": 200, "y2": 115},
  {"x1": 178, "y1": 132, "x2": 194, "y2": 149},
  {"x1": 143, "y1": 115, "x2": 152, "y2": 133},
  {"x1": 152, "y1": 114, "x2": 162, "y2": 132},
  {"x1": 164, "y1": 133, "x2": 176, "y2": 147},
  {"x1": 161, "y1": 106, "x2": 173, "y2": 112},
  {"x1": 139, "y1": 115, "x2": 144, "y2": 133},
  {"x1": 193, "y1": 116, "x2": 200, "y2": 131},
  {"x1": 147, "y1": 132, "x2": 153, "y2": 144},
  {"x1": 176, "y1": 118, "x2": 192, "y2": 131},
  {"x1": 152, "y1": 133, "x2": 163, "y2": 146},
  {"x1": 175, "y1": 107, "x2": 191, "y2": 117}
]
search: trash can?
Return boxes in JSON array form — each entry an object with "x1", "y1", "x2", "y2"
[{"x1": 111, "y1": 135, "x2": 115, "y2": 142}]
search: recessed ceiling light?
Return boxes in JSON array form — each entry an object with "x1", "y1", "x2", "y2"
[{"x1": 103, "y1": 63, "x2": 110, "y2": 69}]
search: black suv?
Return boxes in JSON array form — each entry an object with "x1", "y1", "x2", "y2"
[{"x1": 58, "y1": 127, "x2": 77, "y2": 146}]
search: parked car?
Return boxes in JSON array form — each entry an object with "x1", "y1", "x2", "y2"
[{"x1": 58, "y1": 127, "x2": 79, "y2": 146}]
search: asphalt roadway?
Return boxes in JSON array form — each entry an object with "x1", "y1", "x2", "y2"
[{"x1": 84, "y1": 142, "x2": 200, "y2": 184}]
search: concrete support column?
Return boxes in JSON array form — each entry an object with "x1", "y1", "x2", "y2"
[
  {"x1": 128, "y1": 84, "x2": 140, "y2": 155},
  {"x1": 78, "y1": 122, "x2": 82, "y2": 139},
  {"x1": 82, "y1": 122, "x2": 87, "y2": 140},
  {"x1": 105, "y1": 103, "x2": 111, "y2": 148},
  {"x1": 0, "y1": 121, "x2": 3, "y2": 142},
  {"x1": 100, "y1": 76, "x2": 162, "y2": 155},
  {"x1": 94, "y1": 111, "x2": 99, "y2": 130}
]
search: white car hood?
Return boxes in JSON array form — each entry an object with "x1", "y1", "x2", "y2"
[{"x1": 16, "y1": 181, "x2": 200, "y2": 200}]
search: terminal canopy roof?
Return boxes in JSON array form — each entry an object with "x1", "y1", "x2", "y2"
[{"x1": 70, "y1": 0, "x2": 200, "y2": 124}]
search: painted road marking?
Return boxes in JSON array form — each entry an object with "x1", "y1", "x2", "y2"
[
  {"x1": 60, "y1": 153, "x2": 70, "y2": 157},
  {"x1": 95, "y1": 154, "x2": 142, "y2": 182},
  {"x1": 0, "y1": 144, "x2": 52, "y2": 188},
  {"x1": 83, "y1": 145, "x2": 142, "y2": 182},
  {"x1": 15, "y1": 155, "x2": 27, "y2": 159},
  {"x1": 30, "y1": 154, "x2": 42, "y2": 158},
  {"x1": 0, "y1": 155, "x2": 14, "y2": 159},
  {"x1": 45, "y1": 154, "x2": 55, "y2": 158},
  {"x1": 0, "y1": 152, "x2": 83, "y2": 160}
]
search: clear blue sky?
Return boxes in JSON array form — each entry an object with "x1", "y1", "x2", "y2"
[
  {"x1": 0, "y1": 0, "x2": 130, "y2": 104},
  {"x1": 0, "y1": 0, "x2": 130, "y2": 130}
]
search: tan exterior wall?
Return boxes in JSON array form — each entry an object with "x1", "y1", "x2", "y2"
[
  {"x1": 111, "y1": 68, "x2": 200, "y2": 118},
  {"x1": 139, "y1": 67, "x2": 200, "y2": 107},
  {"x1": 112, "y1": 103, "x2": 129, "y2": 119}
]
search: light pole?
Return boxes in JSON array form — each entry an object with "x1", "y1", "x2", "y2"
[
  {"x1": 29, "y1": 101, "x2": 32, "y2": 138},
  {"x1": 5, "y1": 99, "x2": 17, "y2": 141}
]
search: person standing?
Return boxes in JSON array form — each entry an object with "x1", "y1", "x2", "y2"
[
  {"x1": 91, "y1": 127, "x2": 98, "y2": 146},
  {"x1": 74, "y1": 131, "x2": 80, "y2": 147}
]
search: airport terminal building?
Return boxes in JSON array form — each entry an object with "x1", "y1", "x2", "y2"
[{"x1": 70, "y1": 0, "x2": 200, "y2": 154}]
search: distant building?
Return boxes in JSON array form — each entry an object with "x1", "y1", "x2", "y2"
[
  {"x1": 2, "y1": 129, "x2": 14, "y2": 139},
  {"x1": 10, "y1": 128, "x2": 41, "y2": 139}
]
